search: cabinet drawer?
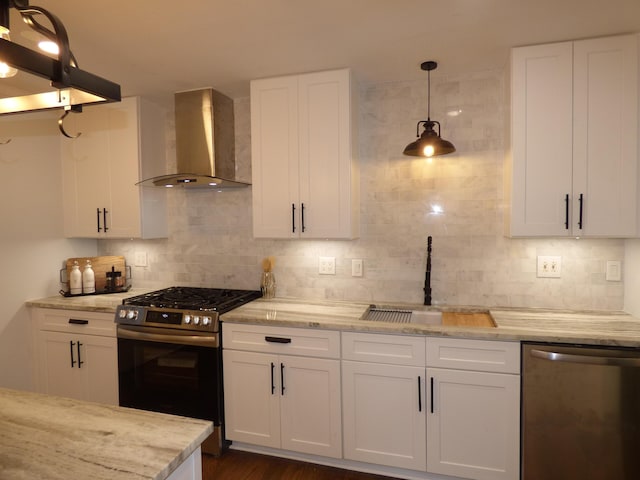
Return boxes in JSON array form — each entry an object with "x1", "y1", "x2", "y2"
[
  {"x1": 426, "y1": 337, "x2": 520, "y2": 374},
  {"x1": 32, "y1": 308, "x2": 116, "y2": 337},
  {"x1": 342, "y1": 332, "x2": 426, "y2": 366},
  {"x1": 222, "y1": 323, "x2": 340, "y2": 359}
]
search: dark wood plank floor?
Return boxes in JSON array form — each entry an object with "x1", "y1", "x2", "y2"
[{"x1": 202, "y1": 450, "x2": 400, "y2": 480}]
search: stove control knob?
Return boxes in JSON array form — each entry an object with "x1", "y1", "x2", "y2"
[
  {"x1": 202, "y1": 316, "x2": 211, "y2": 326},
  {"x1": 118, "y1": 309, "x2": 127, "y2": 319},
  {"x1": 193, "y1": 316, "x2": 201, "y2": 325},
  {"x1": 184, "y1": 315, "x2": 191, "y2": 324},
  {"x1": 126, "y1": 310, "x2": 138, "y2": 320}
]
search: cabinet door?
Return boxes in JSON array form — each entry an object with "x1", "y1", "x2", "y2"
[
  {"x1": 572, "y1": 34, "x2": 638, "y2": 237},
  {"x1": 251, "y1": 76, "x2": 300, "y2": 238},
  {"x1": 342, "y1": 360, "x2": 426, "y2": 471},
  {"x1": 298, "y1": 69, "x2": 357, "y2": 238},
  {"x1": 427, "y1": 367, "x2": 520, "y2": 480},
  {"x1": 280, "y1": 356, "x2": 341, "y2": 458},
  {"x1": 37, "y1": 330, "x2": 84, "y2": 400},
  {"x1": 223, "y1": 350, "x2": 281, "y2": 448},
  {"x1": 61, "y1": 105, "x2": 111, "y2": 237},
  {"x1": 80, "y1": 334, "x2": 119, "y2": 405},
  {"x1": 36, "y1": 331, "x2": 118, "y2": 405},
  {"x1": 509, "y1": 42, "x2": 574, "y2": 236}
]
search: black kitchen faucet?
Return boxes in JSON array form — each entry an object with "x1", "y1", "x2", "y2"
[{"x1": 424, "y1": 236, "x2": 432, "y2": 305}]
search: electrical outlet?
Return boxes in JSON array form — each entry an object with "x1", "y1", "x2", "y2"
[
  {"x1": 319, "y1": 257, "x2": 336, "y2": 275},
  {"x1": 537, "y1": 256, "x2": 561, "y2": 278},
  {"x1": 134, "y1": 252, "x2": 148, "y2": 267},
  {"x1": 352, "y1": 259, "x2": 363, "y2": 277}
]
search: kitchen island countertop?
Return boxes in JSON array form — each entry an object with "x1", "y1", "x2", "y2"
[
  {"x1": 0, "y1": 388, "x2": 212, "y2": 480},
  {"x1": 26, "y1": 294, "x2": 640, "y2": 347}
]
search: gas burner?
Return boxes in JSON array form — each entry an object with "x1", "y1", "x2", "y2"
[{"x1": 123, "y1": 286, "x2": 262, "y2": 313}]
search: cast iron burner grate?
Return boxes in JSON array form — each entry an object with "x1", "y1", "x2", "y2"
[{"x1": 123, "y1": 286, "x2": 262, "y2": 313}]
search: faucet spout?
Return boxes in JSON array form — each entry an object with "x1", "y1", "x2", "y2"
[{"x1": 424, "y1": 236, "x2": 432, "y2": 305}]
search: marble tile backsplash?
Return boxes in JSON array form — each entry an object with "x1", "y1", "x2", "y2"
[{"x1": 101, "y1": 69, "x2": 624, "y2": 311}]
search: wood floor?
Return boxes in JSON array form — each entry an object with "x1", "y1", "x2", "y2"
[{"x1": 202, "y1": 450, "x2": 400, "y2": 480}]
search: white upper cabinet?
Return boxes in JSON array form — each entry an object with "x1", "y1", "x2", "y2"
[
  {"x1": 507, "y1": 34, "x2": 638, "y2": 237},
  {"x1": 61, "y1": 97, "x2": 168, "y2": 239},
  {"x1": 251, "y1": 68, "x2": 359, "y2": 239}
]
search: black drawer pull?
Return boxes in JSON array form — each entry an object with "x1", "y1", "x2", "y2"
[
  {"x1": 265, "y1": 336, "x2": 292, "y2": 344},
  {"x1": 69, "y1": 319, "x2": 89, "y2": 325}
]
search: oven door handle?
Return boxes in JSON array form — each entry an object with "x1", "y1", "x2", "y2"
[{"x1": 117, "y1": 326, "x2": 219, "y2": 348}]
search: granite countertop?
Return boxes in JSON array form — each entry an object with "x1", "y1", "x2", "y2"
[
  {"x1": 0, "y1": 388, "x2": 213, "y2": 480},
  {"x1": 26, "y1": 293, "x2": 640, "y2": 347},
  {"x1": 219, "y1": 298, "x2": 640, "y2": 348},
  {"x1": 25, "y1": 288, "x2": 157, "y2": 313}
]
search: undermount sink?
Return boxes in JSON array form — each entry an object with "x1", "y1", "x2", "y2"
[{"x1": 360, "y1": 306, "x2": 496, "y2": 328}]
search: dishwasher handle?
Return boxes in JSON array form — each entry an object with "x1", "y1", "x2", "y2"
[{"x1": 531, "y1": 348, "x2": 640, "y2": 367}]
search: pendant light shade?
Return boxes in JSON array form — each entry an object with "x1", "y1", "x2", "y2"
[{"x1": 403, "y1": 61, "x2": 455, "y2": 158}]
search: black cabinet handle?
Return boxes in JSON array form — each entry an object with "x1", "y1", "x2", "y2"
[
  {"x1": 564, "y1": 194, "x2": 569, "y2": 230},
  {"x1": 430, "y1": 376, "x2": 434, "y2": 413},
  {"x1": 96, "y1": 208, "x2": 101, "y2": 233},
  {"x1": 265, "y1": 336, "x2": 292, "y2": 344},
  {"x1": 70, "y1": 341, "x2": 76, "y2": 368},
  {"x1": 301, "y1": 203, "x2": 306, "y2": 233},
  {"x1": 578, "y1": 193, "x2": 584, "y2": 230},
  {"x1": 280, "y1": 363, "x2": 285, "y2": 395},
  {"x1": 68, "y1": 319, "x2": 89, "y2": 325},
  {"x1": 77, "y1": 342, "x2": 83, "y2": 368},
  {"x1": 103, "y1": 208, "x2": 109, "y2": 232},
  {"x1": 270, "y1": 362, "x2": 275, "y2": 394},
  {"x1": 292, "y1": 203, "x2": 296, "y2": 233},
  {"x1": 418, "y1": 376, "x2": 422, "y2": 412}
]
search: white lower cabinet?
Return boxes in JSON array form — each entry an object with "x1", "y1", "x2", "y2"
[
  {"x1": 426, "y1": 338, "x2": 521, "y2": 480},
  {"x1": 31, "y1": 308, "x2": 118, "y2": 406},
  {"x1": 222, "y1": 323, "x2": 342, "y2": 458},
  {"x1": 342, "y1": 332, "x2": 427, "y2": 471}
]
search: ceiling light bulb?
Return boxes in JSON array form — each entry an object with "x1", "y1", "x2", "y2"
[
  {"x1": 423, "y1": 144, "x2": 435, "y2": 157},
  {"x1": 0, "y1": 31, "x2": 17, "y2": 78},
  {"x1": 38, "y1": 40, "x2": 59, "y2": 55}
]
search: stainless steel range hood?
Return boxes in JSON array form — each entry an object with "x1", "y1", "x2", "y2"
[{"x1": 137, "y1": 88, "x2": 250, "y2": 188}]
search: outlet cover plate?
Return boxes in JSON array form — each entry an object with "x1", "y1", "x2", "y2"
[{"x1": 319, "y1": 257, "x2": 336, "y2": 275}]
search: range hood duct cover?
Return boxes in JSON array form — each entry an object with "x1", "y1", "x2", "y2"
[{"x1": 137, "y1": 88, "x2": 249, "y2": 188}]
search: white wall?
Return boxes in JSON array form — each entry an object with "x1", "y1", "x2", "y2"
[{"x1": 0, "y1": 112, "x2": 96, "y2": 390}]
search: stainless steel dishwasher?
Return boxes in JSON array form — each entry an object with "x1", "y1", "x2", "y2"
[{"x1": 522, "y1": 342, "x2": 640, "y2": 480}]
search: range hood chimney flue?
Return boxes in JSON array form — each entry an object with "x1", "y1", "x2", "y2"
[{"x1": 137, "y1": 88, "x2": 250, "y2": 189}]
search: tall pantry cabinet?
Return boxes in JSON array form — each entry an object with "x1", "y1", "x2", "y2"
[
  {"x1": 507, "y1": 34, "x2": 638, "y2": 237},
  {"x1": 60, "y1": 96, "x2": 167, "y2": 239},
  {"x1": 250, "y1": 68, "x2": 359, "y2": 239}
]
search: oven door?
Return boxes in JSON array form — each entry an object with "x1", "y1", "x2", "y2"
[{"x1": 117, "y1": 325, "x2": 221, "y2": 425}]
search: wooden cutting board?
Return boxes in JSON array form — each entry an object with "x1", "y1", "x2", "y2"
[
  {"x1": 442, "y1": 312, "x2": 496, "y2": 328},
  {"x1": 66, "y1": 255, "x2": 126, "y2": 292}
]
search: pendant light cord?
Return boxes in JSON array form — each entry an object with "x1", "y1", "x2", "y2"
[{"x1": 427, "y1": 68, "x2": 431, "y2": 121}]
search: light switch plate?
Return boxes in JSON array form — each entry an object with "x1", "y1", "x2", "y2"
[
  {"x1": 537, "y1": 256, "x2": 561, "y2": 278},
  {"x1": 352, "y1": 259, "x2": 363, "y2": 277},
  {"x1": 606, "y1": 260, "x2": 622, "y2": 281}
]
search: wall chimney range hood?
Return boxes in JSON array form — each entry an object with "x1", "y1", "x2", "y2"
[{"x1": 137, "y1": 88, "x2": 250, "y2": 189}]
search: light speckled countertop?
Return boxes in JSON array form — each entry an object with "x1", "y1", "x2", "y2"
[
  {"x1": 26, "y1": 293, "x2": 640, "y2": 347},
  {"x1": 0, "y1": 388, "x2": 212, "y2": 480}
]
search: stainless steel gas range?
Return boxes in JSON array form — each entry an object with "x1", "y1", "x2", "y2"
[{"x1": 114, "y1": 286, "x2": 261, "y2": 456}]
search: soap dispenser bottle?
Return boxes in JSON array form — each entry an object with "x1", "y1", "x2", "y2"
[
  {"x1": 82, "y1": 260, "x2": 95, "y2": 294},
  {"x1": 70, "y1": 261, "x2": 82, "y2": 295}
]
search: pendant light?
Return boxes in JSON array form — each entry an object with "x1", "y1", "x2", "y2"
[
  {"x1": 0, "y1": 0, "x2": 120, "y2": 118},
  {"x1": 403, "y1": 61, "x2": 456, "y2": 157}
]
